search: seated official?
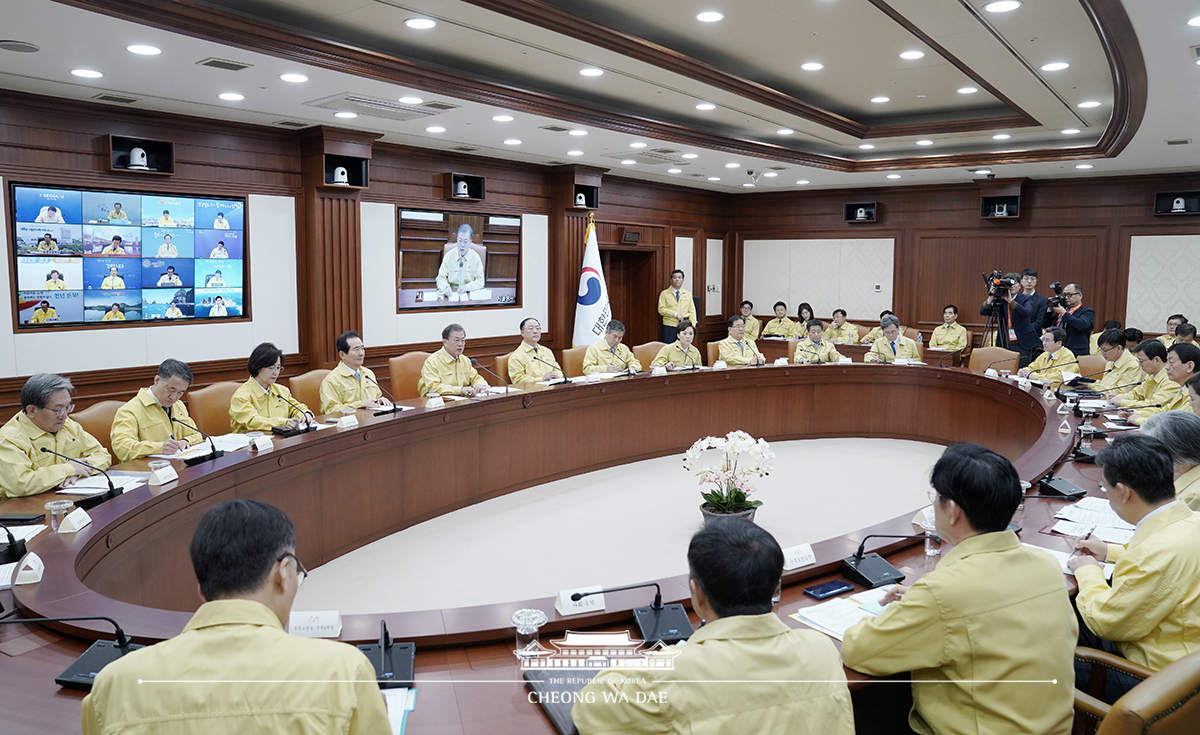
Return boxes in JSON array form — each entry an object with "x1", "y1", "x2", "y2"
[
  {"x1": 101, "y1": 303, "x2": 126, "y2": 322},
  {"x1": 508, "y1": 317, "x2": 563, "y2": 383},
  {"x1": 843, "y1": 443, "x2": 1077, "y2": 735},
  {"x1": 863, "y1": 310, "x2": 908, "y2": 345},
  {"x1": 157, "y1": 234, "x2": 179, "y2": 258},
  {"x1": 1090, "y1": 319, "x2": 1123, "y2": 355},
  {"x1": 657, "y1": 269, "x2": 697, "y2": 344},
  {"x1": 419, "y1": 323, "x2": 489, "y2": 396},
  {"x1": 210, "y1": 241, "x2": 230, "y2": 258},
  {"x1": 110, "y1": 359, "x2": 202, "y2": 462},
  {"x1": 738, "y1": 300, "x2": 761, "y2": 341},
  {"x1": 651, "y1": 319, "x2": 703, "y2": 370},
  {"x1": 573, "y1": 517, "x2": 854, "y2": 735},
  {"x1": 209, "y1": 296, "x2": 228, "y2": 317},
  {"x1": 1017, "y1": 328, "x2": 1074, "y2": 386},
  {"x1": 1124, "y1": 328, "x2": 1144, "y2": 352},
  {"x1": 319, "y1": 331, "x2": 391, "y2": 414},
  {"x1": 164, "y1": 303, "x2": 183, "y2": 319},
  {"x1": 793, "y1": 320, "x2": 843, "y2": 364},
  {"x1": 1094, "y1": 328, "x2": 1144, "y2": 397},
  {"x1": 101, "y1": 266, "x2": 125, "y2": 290},
  {"x1": 824, "y1": 308, "x2": 858, "y2": 344},
  {"x1": 865, "y1": 315, "x2": 919, "y2": 363},
  {"x1": 230, "y1": 342, "x2": 313, "y2": 432},
  {"x1": 1157, "y1": 314, "x2": 1188, "y2": 348},
  {"x1": 208, "y1": 271, "x2": 226, "y2": 288},
  {"x1": 717, "y1": 315, "x2": 765, "y2": 366},
  {"x1": 29, "y1": 300, "x2": 57, "y2": 323},
  {"x1": 0, "y1": 374, "x2": 111, "y2": 500},
  {"x1": 156, "y1": 266, "x2": 183, "y2": 287},
  {"x1": 761, "y1": 301, "x2": 799, "y2": 338},
  {"x1": 38, "y1": 233, "x2": 57, "y2": 251},
  {"x1": 158, "y1": 210, "x2": 175, "y2": 227},
  {"x1": 108, "y1": 202, "x2": 127, "y2": 220},
  {"x1": 1069, "y1": 434, "x2": 1200, "y2": 703},
  {"x1": 82, "y1": 499, "x2": 390, "y2": 734},
  {"x1": 1188, "y1": 373, "x2": 1200, "y2": 414},
  {"x1": 101, "y1": 235, "x2": 126, "y2": 255},
  {"x1": 928, "y1": 304, "x2": 968, "y2": 352},
  {"x1": 1110, "y1": 340, "x2": 1191, "y2": 425},
  {"x1": 436, "y1": 224, "x2": 485, "y2": 295},
  {"x1": 45, "y1": 269, "x2": 67, "y2": 290},
  {"x1": 583, "y1": 320, "x2": 643, "y2": 374},
  {"x1": 1142, "y1": 411, "x2": 1200, "y2": 511}
]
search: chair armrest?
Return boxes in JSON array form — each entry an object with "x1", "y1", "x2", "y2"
[
  {"x1": 1074, "y1": 689, "x2": 1110, "y2": 720},
  {"x1": 1075, "y1": 646, "x2": 1154, "y2": 701}
]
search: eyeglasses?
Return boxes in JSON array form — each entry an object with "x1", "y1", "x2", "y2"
[
  {"x1": 277, "y1": 552, "x2": 308, "y2": 587},
  {"x1": 268, "y1": 363, "x2": 283, "y2": 372},
  {"x1": 927, "y1": 489, "x2": 940, "y2": 505},
  {"x1": 46, "y1": 403, "x2": 75, "y2": 418}
]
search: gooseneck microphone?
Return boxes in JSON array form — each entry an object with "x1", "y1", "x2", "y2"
[
  {"x1": 842, "y1": 534, "x2": 933, "y2": 588},
  {"x1": 984, "y1": 357, "x2": 1016, "y2": 372},
  {"x1": 573, "y1": 582, "x2": 663, "y2": 609},
  {"x1": 363, "y1": 372, "x2": 399, "y2": 415},
  {"x1": 531, "y1": 352, "x2": 565, "y2": 380},
  {"x1": 570, "y1": 582, "x2": 694, "y2": 645},
  {"x1": 0, "y1": 523, "x2": 28, "y2": 565},
  {"x1": 1027, "y1": 359, "x2": 1080, "y2": 373},
  {"x1": 936, "y1": 349, "x2": 962, "y2": 367},
  {"x1": 797, "y1": 343, "x2": 823, "y2": 364},
  {"x1": 272, "y1": 389, "x2": 314, "y2": 422},
  {"x1": 39, "y1": 448, "x2": 115, "y2": 494},
  {"x1": 170, "y1": 416, "x2": 224, "y2": 466},
  {"x1": 470, "y1": 358, "x2": 508, "y2": 394},
  {"x1": 0, "y1": 614, "x2": 142, "y2": 690}
]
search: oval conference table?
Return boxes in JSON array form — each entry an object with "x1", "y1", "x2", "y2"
[{"x1": 0, "y1": 363, "x2": 1103, "y2": 734}]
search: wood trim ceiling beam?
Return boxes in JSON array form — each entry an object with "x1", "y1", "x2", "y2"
[{"x1": 49, "y1": 0, "x2": 1144, "y2": 173}]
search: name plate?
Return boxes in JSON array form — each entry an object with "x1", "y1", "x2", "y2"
[
  {"x1": 337, "y1": 414, "x2": 359, "y2": 429},
  {"x1": 289, "y1": 610, "x2": 343, "y2": 638},
  {"x1": 1043, "y1": 388, "x2": 1056, "y2": 401},
  {"x1": 984, "y1": 368, "x2": 1000, "y2": 378},
  {"x1": 585, "y1": 373, "x2": 601, "y2": 383},
  {"x1": 58, "y1": 507, "x2": 92, "y2": 534},
  {"x1": 252, "y1": 435, "x2": 274, "y2": 452},
  {"x1": 773, "y1": 357, "x2": 789, "y2": 366},
  {"x1": 782, "y1": 543, "x2": 816, "y2": 571},
  {"x1": 555, "y1": 585, "x2": 605, "y2": 616},
  {"x1": 650, "y1": 366, "x2": 667, "y2": 376},
  {"x1": 838, "y1": 357, "x2": 852, "y2": 364},
  {"x1": 425, "y1": 396, "x2": 445, "y2": 408},
  {"x1": 1018, "y1": 378, "x2": 1032, "y2": 390},
  {"x1": 15, "y1": 552, "x2": 44, "y2": 584},
  {"x1": 712, "y1": 360, "x2": 727, "y2": 370},
  {"x1": 149, "y1": 465, "x2": 179, "y2": 485}
]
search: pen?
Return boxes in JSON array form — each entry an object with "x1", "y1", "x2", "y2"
[{"x1": 1067, "y1": 526, "x2": 1095, "y2": 561}]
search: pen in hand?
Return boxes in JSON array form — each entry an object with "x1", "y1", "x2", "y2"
[{"x1": 1067, "y1": 526, "x2": 1095, "y2": 561}]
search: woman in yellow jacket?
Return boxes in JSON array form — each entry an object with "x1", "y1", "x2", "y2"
[
  {"x1": 229, "y1": 342, "x2": 312, "y2": 432},
  {"x1": 651, "y1": 319, "x2": 703, "y2": 370}
]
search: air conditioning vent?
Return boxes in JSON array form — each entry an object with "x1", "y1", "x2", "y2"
[
  {"x1": 422, "y1": 101, "x2": 458, "y2": 111},
  {"x1": 539, "y1": 125, "x2": 572, "y2": 133},
  {"x1": 93, "y1": 93, "x2": 138, "y2": 105},
  {"x1": 601, "y1": 149, "x2": 685, "y2": 165},
  {"x1": 544, "y1": 160, "x2": 568, "y2": 165},
  {"x1": 274, "y1": 120, "x2": 309, "y2": 128},
  {"x1": 0, "y1": 40, "x2": 40, "y2": 53},
  {"x1": 650, "y1": 148, "x2": 679, "y2": 154},
  {"x1": 450, "y1": 146, "x2": 480, "y2": 152},
  {"x1": 687, "y1": 173, "x2": 706, "y2": 177},
  {"x1": 1165, "y1": 139, "x2": 1192, "y2": 146},
  {"x1": 768, "y1": 166, "x2": 787, "y2": 170},
  {"x1": 305, "y1": 93, "x2": 443, "y2": 122},
  {"x1": 197, "y1": 57, "x2": 253, "y2": 71}
]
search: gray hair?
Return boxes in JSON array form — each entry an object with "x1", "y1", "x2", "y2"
[
  {"x1": 157, "y1": 358, "x2": 194, "y2": 385},
  {"x1": 21, "y1": 373, "x2": 74, "y2": 410},
  {"x1": 606, "y1": 320, "x2": 626, "y2": 334},
  {"x1": 880, "y1": 314, "x2": 901, "y2": 330},
  {"x1": 1142, "y1": 411, "x2": 1200, "y2": 467}
]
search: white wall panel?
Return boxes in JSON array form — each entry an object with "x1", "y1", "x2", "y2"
[
  {"x1": 1128, "y1": 235, "x2": 1200, "y2": 331},
  {"x1": 743, "y1": 238, "x2": 894, "y2": 320},
  {"x1": 705, "y1": 238, "x2": 724, "y2": 317}
]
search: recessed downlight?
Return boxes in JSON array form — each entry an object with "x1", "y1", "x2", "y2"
[
  {"x1": 695, "y1": 102, "x2": 716, "y2": 110},
  {"x1": 335, "y1": 111, "x2": 358, "y2": 119},
  {"x1": 399, "y1": 96, "x2": 424, "y2": 104},
  {"x1": 742, "y1": 183, "x2": 755, "y2": 187},
  {"x1": 280, "y1": 73, "x2": 308, "y2": 83},
  {"x1": 1075, "y1": 164, "x2": 1093, "y2": 169},
  {"x1": 1190, "y1": 15, "x2": 1200, "y2": 26},
  {"x1": 682, "y1": 153, "x2": 699, "y2": 159},
  {"x1": 492, "y1": 114, "x2": 514, "y2": 122},
  {"x1": 425, "y1": 125, "x2": 445, "y2": 132},
  {"x1": 668, "y1": 168, "x2": 682, "y2": 173},
  {"x1": 887, "y1": 174, "x2": 902, "y2": 179},
  {"x1": 763, "y1": 172, "x2": 778, "y2": 177},
  {"x1": 707, "y1": 177, "x2": 721, "y2": 181},
  {"x1": 504, "y1": 139, "x2": 522, "y2": 146},
  {"x1": 859, "y1": 143, "x2": 876, "y2": 150},
  {"x1": 900, "y1": 50, "x2": 925, "y2": 60},
  {"x1": 629, "y1": 142, "x2": 647, "y2": 148},
  {"x1": 70, "y1": 69, "x2": 103, "y2": 78},
  {"x1": 405, "y1": 18, "x2": 436, "y2": 29},
  {"x1": 974, "y1": 168, "x2": 992, "y2": 175},
  {"x1": 218, "y1": 92, "x2": 244, "y2": 101},
  {"x1": 801, "y1": 62, "x2": 824, "y2": 71},
  {"x1": 696, "y1": 11, "x2": 724, "y2": 22},
  {"x1": 796, "y1": 179, "x2": 810, "y2": 185},
  {"x1": 1040, "y1": 62, "x2": 1069, "y2": 71},
  {"x1": 724, "y1": 162, "x2": 740, "y2": 168},
  {"x1": 958, "y1": 86, "x2": 978, "y2": 94},
  {"x1": 567, "y1": 150, "x2": 584, "y2": 156},
  {"x1": 871, "y1": 96, "x2": 890, "y2": 103},
  {"x1": 621, "y1": 159, "x2": 636, "y2": 165},
  {"x1": 1077, "y1": 100, "x2": 1102, "y2": 108},
  {"x1": 1061, "y1": 128, "x2": 1081, "y2": 135},
  {"x1": 777, "y1": 128, "x2": 794, "y2": 135},
  {"x1": 984, "y1": 0, "x2": 1021, "y2": 12},
  {"x1": 916, "y1": 139, "x2": 934, "y2": 146},
  {"x1": 579, "y1": 67, "x2": 604, "y2": 77},
  {"x1": 993, "y1": 133, "x2": 1011, "y2": 140},
  {"x1": 569, "y1": 129, "x2": 588, "y2": 136},
  {"x1": 127, "y1": 45, "x2": 160, "y2": 55}
]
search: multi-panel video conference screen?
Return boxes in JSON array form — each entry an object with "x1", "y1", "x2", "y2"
[{"x1": 10, "y1": 185, "x2": 247, "y2": 328}]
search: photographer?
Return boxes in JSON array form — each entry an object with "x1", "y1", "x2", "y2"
[
  {"x1": 980, "y1": 272, "x2": 1040, "y2": 367},
  {"x1": 1044, "y1": 283, "x2": 1095, "y2": 356}
]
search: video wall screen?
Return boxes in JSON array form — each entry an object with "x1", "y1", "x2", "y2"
[
  {"x1": 397, "y1": 209, "x2": 520, "y2": 311},
  {"x1": 10, "y1": 185, "x2": 247, "y2": 327}
]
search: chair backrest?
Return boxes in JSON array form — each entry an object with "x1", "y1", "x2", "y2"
[
  {"x1": 388, "y1": 352, "x2": 431, "y2": 400},
  {"x1": 904, "y1": 328, "x2": 925, "y2": 359},
  {"x1": 72, "y1": 400, "x2": 125, "y2": 454},
  {"x1": 562, "y1": 346, "x2": 588, "y2": 378},
  {"x1": 968, "y1": 346, "x2": 1018, "y2": 374},
  {"x1": 707, "y1": 341, "x2": 719, "y2": 366},
  {"x1": 495, "y1": 353, "x2": 511, "y2": 384},
  {"x1": 787, "y1": 339, "x2": 798, "y2": 363},
  {"x1": 632, "y1": 341, "x2": 665, "y2": 368},
  {"x1": 1097, "y1": 651, "x2": 1200, "y2": 735},
  {"x1": 856, "y1": 324, "x2": 872, "y2": 342},
  {"x1": 442, "y1": 241, "x2": 487, "y2": 275},
  {"x1": 1077, "y1": 354, "x2": 1107, "y2": 379},
  {"x1": 187, "y1": 381, "x2": 241, "y2": 436},
  {"x1": 287, "y1": 369, "x2": 330, "y2": 414}
]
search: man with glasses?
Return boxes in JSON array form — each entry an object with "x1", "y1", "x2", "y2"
[
  {"x1": 419, "y1": 323, "x2": 489, "y2": 396},
  {"x1": 507, "y1": 317, "x2": 563, "y2": 384},
  {"x1": 82, "y1": 498, "x2": 390, "y2": 734},
  {"x1": 320, "y1": 330, "x2": 391, "y2": 414},
  {"x1": 110, "y1": 359, "x2": 203, "y2": 462},
  {"x1": 1094, "y1": 329, "x2": 1144, "y2": 398},
  {"x1": 583, "y1": 319, "x2": 644, "y2": 373},
  {"x1": 1044, "y1": 282, "x2": 1095, "y2": 356},
  {"x1": 1110, "y1": 340, "x2": 1177, "y2": 425},
  {"x1": 0, "y1": 373, "x2": 111, "y2": 500}
]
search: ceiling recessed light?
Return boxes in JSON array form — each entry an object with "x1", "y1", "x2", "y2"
[
  {"x1": 887, "y1": 174, "x2": 902, "y2": 179},
  {"x1": 916, "y1": 139, "x2": 934, "y2": 146},
  {"x1": 1061, "y1": 128, "x2": 1081, "y2": 134},
  {"x1": 1190, "y1": 15, "x2": 1200, "y2": 26},
  {"x1": 859, "y1": 143, "x2": 875, "y2": 149},
  {"x1": 958, "y1": 86, "x2": 978, "y2": 94},
  {"x1": 696, "y1": 102, "x2": 716, "y2": 110},
  {"x1": 900, "y1": 50, "x2": 925, "y2": 60},
  {"x1": 567, "y1": 150, "x2": 584, "y2": 156},
  {"x1": 335, "y1": 111, "x2": 358, "y2": 119},
  {"x1": 1075, "y1": 163, "x2": 1093, "y2": 169},
  {"x1": 1040, "y1": 62, "x2": 1069, "y2": 71},
  {"x1": 667, "y1": 168, "x2": 682, "y2": 173},
  {"x1": 696, "y1": 11, "x2": 724, "y2": 22},
  {"x1": 579, "y1": 67, "x2": 604, "y2": 77},
  {"x1": 425, "y1": 125, "x2": 445, "y2": 132},
  {"x1": 763, "y1": 172, "x2": 778, "y2": 177},
  {"x1": 126, "y1": 45, "x2": 160, "y2": 55},
  {"x1": 70, "y1": 69, "x2": 103, "y2": 78},
  {"x1": 492, "y1": 114, "x2": 514, "y2": 122},
  {"x1": 796, "y1": 179, "x2": 810, "y2": 185},
  {"x1": 975, "y1": 168, "x2": 992, "y2": 175},
  {"x1": 1077, "y1": 100, "x2": 1102, "y2": 108},
  {"x1": 742, "y1": 183, "x2": 755, "y2": 187},
  {"x1": 871, "y1": 96, "x2": 890, "y2": 103},
  {"x1": 621, "y1": 159, "x2": 636, "y2": 165},
  {"x1": 405, "y1": 18, "x2": 436, "y2": 29},
  {"x1": 777, "y1": 128, "x2": 794, "y2": 135},
  {"x1": 725, "y1": 162, "x2": 740, "y2": 168},
  {"x1": 399, "y1": 96, "x2": 423, "y2": 104},
  {"x1": 682, "y1": 153, "x2": 699, "y2": 159},
  {"x1": 801, "y1": 62, "x2": 824, "y2": 71},
  {"x1": 0, "y1": 40, "x2": 40, "y2": 53},
  {"x1": 984, "y1": 0, "x2": 1022, "y2": 12},
  {"x1": 280, "y1": 73, "x2": 309, "y2": 83},
  {"x1": 504, "y1": 139, "x2": 522, "y2": 145},
  {"x1": 707, "y1": 177, "x2": 721, "y2": 181},
  {"x1": 993, "y1": 133, "x2": 1011, "y2": 140},
  {"x1": 629, "y1": 142, "x2": 647, "y2": 148},
  {"x1": 569, "y1": 129, "x2": 588, "y2": 136},
  {"x1": 218, "y1": 92, "x2": 244, "y2": 101}
]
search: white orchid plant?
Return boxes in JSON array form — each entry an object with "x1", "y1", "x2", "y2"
[{"x1": 682, "y1": 430, "x2": 775, "y2": 514}]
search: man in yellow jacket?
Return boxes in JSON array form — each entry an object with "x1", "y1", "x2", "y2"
[
  {"x1": 1017, "y1": 328, "x2": 1075, "y2": 387},
  {"x1": 717, "y1": 315, "x2": 765, "y2": 366},
  {"x1": 1141, "y1": 411, "x2": 1200, "y2": 511},
  {"x1": 760, "y1": 301, "x2": 799, "y2": 338},
  {"x1": 419, "y1": 323, "x2": 489, "y2": 395},
  {"x1": 738, "y1": 300, "x2": 761, "y2": 341},
  {"x1": 824, "y1": 308, "x2": 858, "y2": 344},
  {"x1": 29, "y1": 300, "x2": 57, "y2": 323},
  {"x1": 844, "y1": 443, "x2": 1077, "y2": 735},
  {"x1": 928, "y1": 305, "x2": 968, "y2": 352},
  {"x1": 1111, "y1": 340, "x2": 1191, "y2": 425},
  {"x1": 1070, "y1": 434, "x2": 1200, "y2": 703},
  {"x1": 1157, "y1": 314, "x2": 1187, "y2": 348},
  {"x1": 1094, "y1": 329, "x2": 1145, "y2": 397},
  {"x1": 793, "y1": 320, "x2": 844, "y2": 364},
  {"x1": 111, "y1": 359, "x2": 203, "y2": 462},
  {"x1": 656, "y1": 269, "x2": 698, "y2": 344},
  {"x1": 866, "y1": 315, "x2": 920, "y2": 363},
  {"x1": 573, "y1": 517, "x2": 855, "y2": 735},
  {"x1": 101, "y1": 266, "x2": 125, "y2": 290},
  {"x1": 508, "y1": 317, "x2": 564, "y2": 383},
  {"x1": 319, "y1": 330, "x2": 391, "y2": 413},
  {"x1": 583, "y1": 320, "x2": 643, "y2": 374}
]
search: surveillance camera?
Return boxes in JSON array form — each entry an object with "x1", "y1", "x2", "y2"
[
  {"x1": 986, "y1": 173, "x2": 996, "y2": 180},
  {"x1": 746, "y1": 170, "x2": 755, "y2": 177}
]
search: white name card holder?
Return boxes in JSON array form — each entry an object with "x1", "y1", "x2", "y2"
[
  {"x1": 337, "y1": 414, "x2": 359, "y2": 429},
  {"x1": 713, "y1": 360, "x2": 727, "y2": 370},
  {"x1": 149, "y1": 465, "x2": 179, "y2": 486},
  {"x1": 15, "y1": 552, "x2": 44, "y2": 584},
  {"x1": 252, "y1": 435, "x2": 275, "y2": 452},
  {"x1": 651, "y1": 366, "x2": 667, "y2": 376},
  {"x1": 773, "y1": 357, "x2": 789, "y2": 366},
  {"x1": 585, "y1": 373, "x2": 601, "y2": 383},
  {"x1": 838, "y1": 356, "x2": 852, "y2": 364},
  {"x1": 425, "y1": 396, "x2": 445, "y2": 408},
  {"x1": 782, "y1": 543, "x2": 816, "y2": 571},
  {"x1": 984, "y1": 368, "x2": 1000, "y2": 378},
  {"x1": 555, "y1": 585, "x2": 605, "y2": 616},
  {"x1": 58, "y1": 507, "x2": 92, "y2": 534},
  {"x1": 289, "y1": 610, "x2": 343, "y2": 638}
]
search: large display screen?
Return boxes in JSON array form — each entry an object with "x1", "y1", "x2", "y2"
[
  {"x1": 10, "y1": 185, "x2": 247, "y2": 327},
  {"x1": 397, "y1": 210, "x2": 520, "y2": 311}
]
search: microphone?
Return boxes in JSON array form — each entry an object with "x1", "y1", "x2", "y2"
[
  {"x1": 842, "y1": 534, "x2": 933, "y2": 588},
  {"x1": 0, "y1": 614, "x2": 142, "y2": 690},
  {"x1": 1027, "y1": 359, "x2": 1080, "y2": 373},
  {"x1": 470, "y1": 358, "x2": 508, "y2": 394},
  {"x1": 170, "y1": 416, "x2": 224, "y2": 466},
  {"x1": 38, "y1": 448, "x2": 118, "y2": 507},
  {"x1": 1100, "y1": 380, "x2": 1143, "y2": 395},
  {"x1": 271, "y1": 390, "x2": 316, "y2": 436},
  {"x1": 797, "y1": 343, "x2": 823, "y2": 364},
  {"x1": 363, "y1": 372, "x2": 400, "y2": 415},
  {"x1": 531, "y1": 352, "x2": 566, "y2": 381},
  {"x1": 936, "y1": 349, "x2": 962, "y2": 367},
  {"x1": 355, "y1": 620, "x2": 415, "y2": 689},
  {"x1": 570, "y1": 582, "x2": 694, "y2": 644},
  {"x1": 1116, "y1": 403, "x2": 1161, "y2": 411},
  {"x1": 0, "y1": 523, "x2": 27, "y2": 565},
  {"x1": 984, "y1": 357, "x2": 1016, "y2": 372}
]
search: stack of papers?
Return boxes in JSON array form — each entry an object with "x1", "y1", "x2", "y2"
[
  {"x1": 1051, "y1": 497, "x2": 1134, "y2": 543},
  {"x1": 57, "y1": 475, "x2": 143, "y2": 495},
  {"x1": 789, "y1": 586, "x2": 895, "y2": 640},
  {"x1": 1023, "y1": 543, "x2": 1116, "y2": 578},
  {"x1": 151, "y1": 433, "x2": 253, "y2": 460},
  {"x1": 383, "y1": 689, "x2": 417, "y2": 735}
]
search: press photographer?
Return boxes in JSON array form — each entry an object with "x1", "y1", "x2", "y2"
[
  {"x1": 1043, "y1": 282, "x2": 1095, "y2": 356},
  {"x1": 979, "y1": 271, "x2": 1040, "y2": 366}
]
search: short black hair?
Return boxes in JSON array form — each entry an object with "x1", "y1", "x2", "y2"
[
  {"x1": 1187, "y1": 372, "x2": 1200, "y2": 393},
  {"x1": 157, "y1": 358, "x2": 194, "y2": 384},
  {"x1": 879, "y1": 310, "x2": 894, "y2": 318},
  {"x1": 1135, "y1": 338, "x2": 1168, "y2": 362},
  {"x1": 519, "y1": 317, "x2": 539, "y2": 331},
  {"x1": 1125, "y1": 328, "x2": 1144, "y2": 345},
  {"x1": 1021, "y1": 268, "x2": 1038, "y2": 278},
  {"x1": 727, "y1": 315, "x2": 746, "y2": 328},
  {"x1": 112, "y1": 235, "x2": 122, "y2": 243},
  {"x1": 805, "y1": 319, "x2": 824, "y2": 331},
  {"x1": 670, "y1": 268, "x2": 684, "y2": 278},
  {"x1": 773, "y1": 301, "x2": 787, "y2": 311},
  {"x1": 1098, "y1": 329, "x2": 1125, "y2": 349},
  {"x1": 1168, "y1": 314, "x2": 1188, "y2": 324},
  {"x1": 190, "y1": 499, "x2": 297, "y2": 601},
  {"x1": 1103, "y1": 319, "x2": 1122, "y2": 331},
  {"x1": 1044, "y1": 327, "x2": 1066, "y2": 345},
  {"x1": 687, "y1": 516, "x2": 783, "y2": 617},
  {"x1": 442, "y1": 323, "x2": 465, "y2": 340},
  {"x1": 1097, "y1": 434, "x2": 1175, "y2": 504},
  {"x1": 1177, "y1": 323, "x2": 1197, "y2": 339},
  {"x1": 832, "y1": 308, "x2": 847, "y2": 318},
  {"x1": 336, "y1": 330, "x2": 361, "y2": 355},
  {"x1": 1169, "y1": 342, "x2": 1200, "y2": 372},
  {"x1": 740, "y1": 300, "x2": 753, "y2": 309},
  {"x1": 676, "y1": 319, "x2": 695, "y2": 335},
  {"x1": 247, "y1": 342, "x2": 284, "y2": 375},
  {"x1": 930, "y1": 443, "x2": 1021, "y2": 533},
  {"x1": 166, "y1": 266, "x2": 175, "y2": 272},
  {"x1": 943, "y1": 304, "x2": 958, "y2": 315}
]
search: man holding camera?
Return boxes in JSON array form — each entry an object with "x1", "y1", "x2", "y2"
[
  {"x1": 980, "y1": 273, "x2": 1041, "y2": 367},
  {"x1": 1044, "y1": 283, "x2": 1094, "y2": 356}
]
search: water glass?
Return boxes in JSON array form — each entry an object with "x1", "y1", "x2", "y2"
[{"x1": 511, "y1": 608, "x2": 548, "y2": 660}]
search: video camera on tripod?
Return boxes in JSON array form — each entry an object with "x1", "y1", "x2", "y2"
[{"x1": 984, "y1": 270, "x2": 1016, "y2": 301}]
